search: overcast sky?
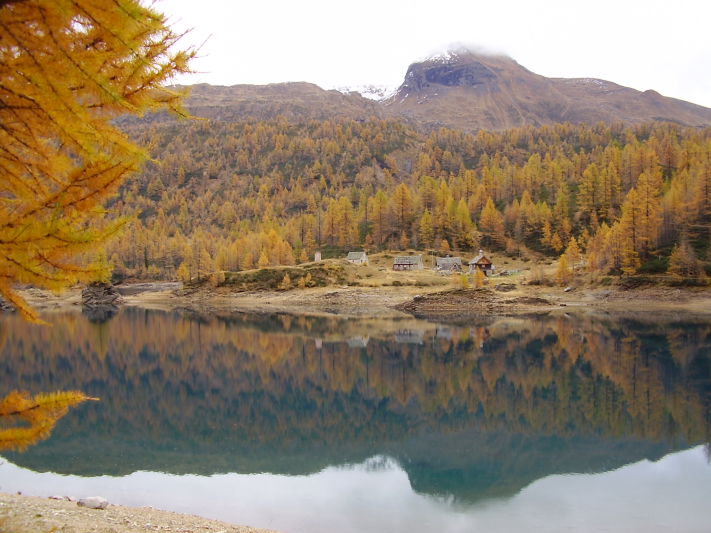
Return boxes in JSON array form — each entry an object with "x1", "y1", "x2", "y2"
[{"x1": 157, "y1": 0, "x2": 711, "y2": 108}]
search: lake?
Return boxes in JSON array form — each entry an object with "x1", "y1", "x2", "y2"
[{"x1": 1, "y1": 307, "x2": 710, "y2": 532}]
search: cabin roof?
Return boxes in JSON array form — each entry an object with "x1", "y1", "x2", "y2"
[
  {"x1": 346, "y1": 251, "x2": 367, "y2": 260},
  {"x1": 394, "y1": 255, "x2": 423, "y2": 265},
  {"x1": 470, "y1": 251, "x2": 492, "y2": 265},
  {"x1": 436, "y1": 256, "x2": 462, "y2": 267}
]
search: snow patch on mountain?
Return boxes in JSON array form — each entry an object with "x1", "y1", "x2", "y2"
[
  {"x1": 333, "y1": 84, "x2": 398, "y2": 101},
  {"x1": 424, "y1": 49, "x2": 462, "y2": 64}
]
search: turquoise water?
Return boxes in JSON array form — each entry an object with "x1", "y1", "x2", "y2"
[{"x1": 1, "y1": 308, "x2": 710, "y2": 532}]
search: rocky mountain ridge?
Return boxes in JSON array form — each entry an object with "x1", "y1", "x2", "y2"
[
  {"x1": 171, "y1": 51, "x2": 711, "y2": 132},
  {"x1": 382, "y1": 51, "x2": 711, "y2": 130}
]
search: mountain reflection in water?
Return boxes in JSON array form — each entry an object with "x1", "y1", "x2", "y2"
[{"x1": 1, "y1": 307, "x2": 709, "y2": 504}]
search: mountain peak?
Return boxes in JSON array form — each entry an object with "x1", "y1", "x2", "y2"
[
  {"x1": 423, "y1": 46, "x2": 516, "y2": 66},
  {"x1": 385, "y1": 51, "x2": 711, "y2": 131},
  {"x1": 174, "y1": 50, "x2": 711, "y2": 132},
  {"x1": 398, "y1": 49, "x2": 522, "y2": 94}
]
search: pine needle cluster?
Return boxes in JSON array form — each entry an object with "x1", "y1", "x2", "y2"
[{"x1": 0, "y1": 0, "x2": 194, "y2": 321}]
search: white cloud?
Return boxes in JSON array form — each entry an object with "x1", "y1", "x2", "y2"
[{"x1": 1, "y1": 447, "x2": 710, "y2": 533}]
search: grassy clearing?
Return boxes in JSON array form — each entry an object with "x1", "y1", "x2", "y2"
[
  {"x1": 221, "y1": 262, "x2": 348, "y2": 291},
  {"x1": 205, "y1": 250, "x2": 539, "y2": 292}
]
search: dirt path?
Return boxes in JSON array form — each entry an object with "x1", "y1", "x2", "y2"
[{"x1": 0, "y1": 492, "x2": 279, "y2": 533}]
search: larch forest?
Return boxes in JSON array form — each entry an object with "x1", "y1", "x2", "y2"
[{"x1": 108, "y1": 118, "x2": 711, "y2": 283}]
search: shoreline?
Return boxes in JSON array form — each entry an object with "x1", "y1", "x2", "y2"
[
  {"x1": 0, "y1": 492, "x2": 278, "y2": 533},
  {"x1": 11, "y1": 282, "x2": 711, "y2": 322}
]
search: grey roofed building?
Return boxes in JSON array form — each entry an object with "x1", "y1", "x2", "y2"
[
  {"x1": 435, "y1": 256, "x2": 463, "y2": 272},
  {"x1": 393, "y1": 254, "x2": 424, "y2": 270},
  {"x1": 346, "y1": 251, "x2": 368, "y2": 264}
]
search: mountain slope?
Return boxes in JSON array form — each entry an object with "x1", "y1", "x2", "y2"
[
  {"x1": 184, "y1": 82, "x2": 382, "y2": 122},
  {"x1": 382, "y1": 51, "x2": 711, "y2": 131},
  {"x1": 117, "y1": 82, "x2": 382, "y2": 126},
  {"x1": 137, "y1": 52, "x2": 711, "y2": 132}
]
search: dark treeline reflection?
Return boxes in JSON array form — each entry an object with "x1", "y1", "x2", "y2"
[{"x1": 1, "y1": 308, "x2": 710, "y2": 501}]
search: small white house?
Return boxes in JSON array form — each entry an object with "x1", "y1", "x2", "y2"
[{"x1": 346, "y1": 251, "x2": 369, "y2": 265}]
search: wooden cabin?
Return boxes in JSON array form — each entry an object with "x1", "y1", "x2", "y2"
[
  {"x1": 346, "y1": 251, "x2": 368, "y2": 265},
  {"x1": 393, "y1": 255, "x2": 424, "y2": 271},
  {"x1": 469, "y1": 250, "x2": 495, "y2": 275},
  {"x1": 435, "y1": 256, "x2": 463, "y2": 274}
]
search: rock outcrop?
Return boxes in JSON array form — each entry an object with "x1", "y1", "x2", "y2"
[
  {"x1": 81, "y1": 282, "x2": 122, "y2": 322},
  {"x1": 77, "y1": 496, "x2": 109, "y2": 510}
]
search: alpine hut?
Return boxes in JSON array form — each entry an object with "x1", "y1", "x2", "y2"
[
  {"x1": 435, "y1": 256, "x2": 463, "y2": 274},
  {"x1": 393, "y1": 255, "x2": 424, "y2": 271},
  {"x1": 469, "y1": 250, "x2": 495, "y2": 275},
  {"x1": 346, "y1": 251, "x2": 368, "y2": 265}
]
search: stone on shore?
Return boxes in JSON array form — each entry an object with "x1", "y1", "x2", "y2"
[{"x1": 77, "y1": 496, "x2": 109, "y2": 509}]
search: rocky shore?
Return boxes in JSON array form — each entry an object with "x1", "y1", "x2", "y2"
[
  {"x1": 6, "y1": 280, "x2": 711, "y2": 323},
  {"x1": 0, "y1": 492, "x2": 278, "y2": 533},
  {"x1": 394, "y1": 287, "x2": 555, "y2": 322}
]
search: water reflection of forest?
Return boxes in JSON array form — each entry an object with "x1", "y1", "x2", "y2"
[{"x1": 1, "y1": 308, "x2": 709, "y2": 499}]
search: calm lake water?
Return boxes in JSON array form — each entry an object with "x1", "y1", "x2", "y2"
[{"x1": 1, "y1": 307, "x2": 710, "y2": 532}]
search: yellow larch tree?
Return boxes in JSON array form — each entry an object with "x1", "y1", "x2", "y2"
[
  {"x1": 473, "y1": 267, "x2": 486, "y2": 288},
  {"x1": 634, "y1": 170, "x2": 663, "y2": 257},
  {"x1": 418, "y1": 210, "x2": 435, "y2": 248},
  {"x1": 0, "y1": 390, "x2": 97, "y2": 451},
  {"x1": 479, "y1": 197, "x2": 505, "y2": 248},
  {"x1": 619, "y1": 187, "x2": 641, "y2": 258},
  {"x1": 0, "y1": 0, "x2": 194, "y2": 321},
  {"x1": 668, "y1": 236, "x2": 704, "y2": 280},
  {"x1": 391, "y1": 183, "x2": 414, "y2": 245},
  {"x1": 370, "y1": 191, "x2": 390, "y2": 248},
  {"x1": 460, "y1": 271, "x2": 471, "y2": 289},
  {"x1": 555, "y1": 254, "x2": 572, "y2": 286},
  {"x1": 258, "y1": 250, "x2": 270, "y2": 268},
  {"x1": 577, "y1": 163, "x2": 601, "y2": 225},
  {"x1": 563, "y1": 236, "x2": 582, "y2": 271}
]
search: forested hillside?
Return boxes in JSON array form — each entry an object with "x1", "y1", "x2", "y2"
[{"x1": 108, "y1": 118, "x2": 711, "y2": 282}]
